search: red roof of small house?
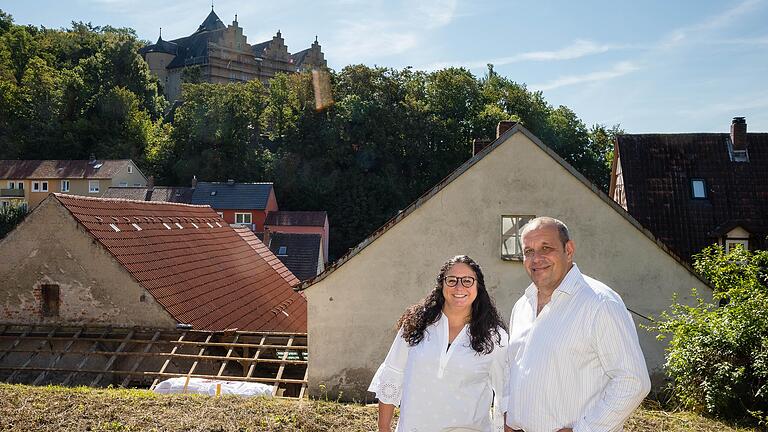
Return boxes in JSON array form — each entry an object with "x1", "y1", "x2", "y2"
[
  {"x1": 233, "y1": 227, "x2": 301, "y2": 288},
  {"x1": 54, "y1": 194, "x2": 306, "y2": 332}
]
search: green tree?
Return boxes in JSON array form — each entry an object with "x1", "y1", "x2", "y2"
[
  {"x1": 653, "y1": 245, "x2": 768, "y2": 424},
  {"x1": 0, "y1": 203, "x2": 27, "y2": 239}
]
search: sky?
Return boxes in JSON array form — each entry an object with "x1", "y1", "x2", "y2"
[{"x1": 4, "y1": 0, "x2": 768, "y2": 133}]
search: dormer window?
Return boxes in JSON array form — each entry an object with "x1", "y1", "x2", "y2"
[{"x1": 691, "y1": 179, "x2": 707, "y2": 199}]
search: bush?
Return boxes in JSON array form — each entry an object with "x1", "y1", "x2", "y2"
[
  {"x1": 653, "y1": 245, "x2": 768, "y2": 425},
  {"x1": 0, "y1": 203, "x2": 27, "y2": 239}
]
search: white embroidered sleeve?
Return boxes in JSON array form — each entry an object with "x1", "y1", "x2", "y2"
[{"x1": 368, "y1": 327, "x2": 410, "y2": 406}]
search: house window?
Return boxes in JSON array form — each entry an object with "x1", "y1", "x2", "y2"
[
  {"x1": 41, "y1": 181, "x2": 48, "y2": 192},
  {"x1": 7, "y1": 181, "x2": 14, "y2": 189},
  {"x1": 32, "y1": 181, "x2": 40, "y2": 192},
  {"x1": 725, "y1": 239, "x2": 749, "y2": 253},
  {"x1": 277, "y1": 246, "x2": 287, "y2": 255},
  {"x1": 501, "y1": 215, "x2": 535, "y2": 261},
  {"x1": 217, "y1": 212, "x2": 224, "y2": 218},
  {"x1": 41, "y1": 284, "x2": 60, "y2": 317},
  {"x1": 691, "y1": 179, "x2": 707, "y2": 199},
  {"x1": 18, "y1": 182, "x2": 23, "y2": 190},
  {"x1": 235, "y1": 212, "x2": 252, "y2": 224},
  {"x1": 89, "y1": 180, "x2": 100, "y2": 193},
  {"x1": 128, "y1": 165, "x2": 133, "y2": 174},
  {"x1": 61, "y1": 180, "x2": 70, "y2": 192}
]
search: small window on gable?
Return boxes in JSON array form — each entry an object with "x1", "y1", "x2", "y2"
[
  {"x1": 501, "y1": 215, "x2": 535, "y2": 261},
  {"x1": 128, "y1": 165, "x2": 133, "y2": 174},
  {"x1": 41, "y1": 284, "x2": 60, "y2": 317},
  {"x1": 691, "y1": 179, "x2": 707, "y2": 199}
]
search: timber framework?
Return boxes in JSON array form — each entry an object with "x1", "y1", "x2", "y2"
[{"x1": 0, "y1": 324, "x2": 308, "y2": 398}]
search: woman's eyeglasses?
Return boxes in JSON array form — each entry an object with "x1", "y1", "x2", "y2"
[{"x1": 443, "y1": 276, "x2": 476, "y2": 288}]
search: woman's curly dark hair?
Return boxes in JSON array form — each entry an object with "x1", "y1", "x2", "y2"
[{"x1": 396, "y1": 255, "x2": 507, "y2": 354}]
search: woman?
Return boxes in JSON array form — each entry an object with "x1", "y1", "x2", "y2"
[{"x1": 368, "y1": 255, "x2": 509, "y2": 432}]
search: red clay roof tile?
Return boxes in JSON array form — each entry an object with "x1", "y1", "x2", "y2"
[{"x1": 53, "y1": 194, "x2": 306, "y2": 332}]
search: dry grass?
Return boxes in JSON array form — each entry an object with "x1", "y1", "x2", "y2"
[{"x1": 0, "y1": 383, "x2": 759, "y2": 431}]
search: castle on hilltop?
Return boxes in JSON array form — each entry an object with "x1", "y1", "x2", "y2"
[{"x1": 140, "y1": 7, "x2": 327, "y2": 101}]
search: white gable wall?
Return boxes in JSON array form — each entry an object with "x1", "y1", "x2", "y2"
[{"x1": 306, "y1": 129, "x2": 707, "y2": 401}]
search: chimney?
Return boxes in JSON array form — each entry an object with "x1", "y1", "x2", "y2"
[
  {"x1": 496, "y1": 120, "x2": 516, "y2": 139},
  {"x1": 263, "y1": 227, "x2": 271, "y2": 247},
  {"x1": 731, "y1": 117, "x2": 747, "y2": 151},
  {"x1": 147, "y1": 175, "x2": 155, "y2": 191},
  {"x1": 89, "y1": 153, "x2": 96, "y2": 164},
  {"x1": 472, "y1": 138, "x2": 492, "y2": 156},
  {"x1": 191, "y1": 175, "x2": 198, "y2": 189}
]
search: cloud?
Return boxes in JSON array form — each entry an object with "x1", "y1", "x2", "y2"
[
  {"x1": 660, "y1": 0, "x2": 763, "y2": 48},
  {"x1": 418, "y1": 39, "x2": 623, "y2": 71},
  {"x1": 530, "y1": 61, "x2": 639, "y2": 91},
  {"x1": 330, "y1": 20, "x2": 419, "y2": 62},
  {"x1": 416, "y1": 0, "x2": 458, "y2": 29}
]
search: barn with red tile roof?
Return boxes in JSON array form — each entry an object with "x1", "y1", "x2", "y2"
[{"x1": 0, "y1": 194, "x2": 305, "y2": 332}]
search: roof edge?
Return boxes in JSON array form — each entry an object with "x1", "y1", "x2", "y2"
[
  {"x1": 52, "y1": 193, "x2": 212, "y2": 208},
  {"x1": 297, "y1": 124, "x2": 713, "y2": 292}
]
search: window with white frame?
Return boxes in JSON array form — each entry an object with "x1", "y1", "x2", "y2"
[
  {"x1": 89, "y1": 180, "x2": 100, "y2": 193},
  {"x1": 501, "y1": 215, "x2": 535, "y2": 261},
  {"x1": 217, "y1": 212, "x2": 224, "y2": 218},
  {"x1": 725, "y1": 239, "x2": 749, "y2": 253},
  {"x1": 235, "y1": 212, "x2": 252, "y2": 224},
  {"x1": 7, "y1": 181, "x2": 14, "y2": 189},
  {"x1": 128, "y1": 165, "x2": 133, "y2": 174},
  {"x1": 41, "y1": 181, "x2": 48, "y2": 192},
  {"x1": 32, "y1": 181, "x2": 40, "y2": 192},
  {"x1": 61, "y1": 180, "x2": 70, "y2": 192}
]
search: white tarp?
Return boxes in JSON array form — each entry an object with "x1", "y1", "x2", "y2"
[{"x1": 153, "y1": 377, "x2": 274, "y2": 397}]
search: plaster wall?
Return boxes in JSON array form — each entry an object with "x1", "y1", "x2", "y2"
[{"x1": 0, "y1": 196, "x2": 177, "y2": 328}]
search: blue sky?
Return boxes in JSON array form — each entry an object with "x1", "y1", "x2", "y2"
[{"x1": 4, "y1": 0, "x2": 768, "y2": 133}]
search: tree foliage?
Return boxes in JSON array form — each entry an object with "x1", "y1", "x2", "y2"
[
  {"x1": 0, "y1": 203, "x2": 27, "y2": 239},
  {"x1": 652, "y1": 245, "x2": 768, "y2": 425},
  {"x1": 0, "y1": 10, "x2": 618, "y2": 259}
]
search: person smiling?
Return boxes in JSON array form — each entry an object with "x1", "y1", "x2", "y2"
[
  {"x1": 504, "y1": 217, "x2": 651, "y2": 432},
  {"x1": 369, "y1": 255, "x2": 509, "y2": 432}
]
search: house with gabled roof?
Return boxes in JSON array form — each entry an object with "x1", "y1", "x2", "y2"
[
  {"x1": 190, "y1": 181, "x2": 278, "y2": 232},
  {"x1": 297, "y1": 123, "x2": 709, "y2": 401},
  {"x1": 0, "y1": 159, "x2": 147, "y2": 209},
  {"x1": 0, "y1": 194, "x2": 305, "y2": 332},
  {"x1": 264, "y1": 211, "x2": 329, "y2": 263},
  {"x1": 266, "y1": 232, "x2": 324, "y2": 282},
  {"x1": 610, "y1": 117, "x2": 768, "y2": 262}
]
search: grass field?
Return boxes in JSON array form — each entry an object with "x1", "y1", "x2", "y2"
[{"x1": 0, "y1": 383, "x2": 759, "y2": 431}]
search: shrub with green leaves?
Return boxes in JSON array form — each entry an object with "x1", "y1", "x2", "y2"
[
  {"x1": 0, "y1": 203, "x2": 26, "y2": 239},
  {"x1": 653, "y1": 245, "x2": 768, "y2": 425}
]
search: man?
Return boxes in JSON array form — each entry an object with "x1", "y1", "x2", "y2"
[{"x1": 504, "y1": 217, "x2": 651, "y2": 432}]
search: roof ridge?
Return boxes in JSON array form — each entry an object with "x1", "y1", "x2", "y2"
[{"x1": 52, "y1": 193, "x2": 211, "y2": 208}]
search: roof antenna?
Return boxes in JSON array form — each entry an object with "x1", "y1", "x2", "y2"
[
  {"x1": 211, "y1": 1, "x2": 214, "y2": 11},
  {"x1": 159, "y1": 27, "x2": 162, "y2": 39}
]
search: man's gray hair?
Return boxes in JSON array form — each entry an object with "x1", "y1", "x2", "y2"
[{"x1": 520, "y1": 217, "x2": 570, "y2": 246}]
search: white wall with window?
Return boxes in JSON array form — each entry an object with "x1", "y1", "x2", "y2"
[
  {"x1": 89, "y1": 180, "x2": 100, "y2": 193},
  {"x1": 721, "y1": 226, "x2": 750, "y2": 253}
]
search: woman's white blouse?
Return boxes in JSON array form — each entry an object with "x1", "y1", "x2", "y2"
[{"x1": 368, "y1": 314, "x2": 508, "y2": 432}]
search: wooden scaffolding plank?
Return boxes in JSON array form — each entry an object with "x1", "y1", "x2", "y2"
[
  {"x1": 1, "y1": 349, "x2": 307, "y2": 365},
  {"x1": 272, "y1": 335, "x2": 294, "y2": 396},
  {"x1": 245, "y1": 335, "x2": 267, "y2": 378},
  {"x1": 90, "y1": 329, "x2": 135, "y2": 387},
  {"x1": 120, "y1": 330, "x2": 161, "y2": 387},
  {"x1": 150, "y1": 331, "x2": 187, "y2": 390},
  {"x1": 33, "y1": 327, "x2": 84, "y2": 385},
  {"x1": 7, "y1": 327, "x2": 58, "y2": 383},
  {"x1": 0, "y1": 335, "x2": 307, "y2": 351},
  {"x1": 61, "y1": 327, "x2": 111, "y2": 386},
  {"x1": 0, "y1": 326, "x2": 32, "y2": 363},
  {"x1": 183, "y1": 333, "x2": 214, "y2": 382},
  {"x1": 215, "y1": 333, "x2": 240, "y2": 377},
  {"x1": 298, "y1": 365, "x2": 309, "y2": 399}
]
